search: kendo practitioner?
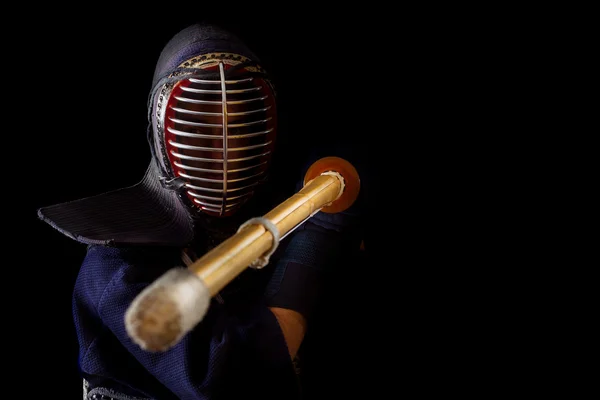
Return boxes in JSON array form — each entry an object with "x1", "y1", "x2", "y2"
[{"x1": 37, "y1": 22, "x2": 365, "y2": 400}]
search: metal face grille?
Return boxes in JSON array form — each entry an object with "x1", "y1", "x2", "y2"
[{"x1": 160, "y1": 60, "x2": 277, "y2": 217}]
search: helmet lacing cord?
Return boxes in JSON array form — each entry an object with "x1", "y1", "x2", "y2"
[{"x1": 145, "y1": 61, "x2": 269, "y2": 191}]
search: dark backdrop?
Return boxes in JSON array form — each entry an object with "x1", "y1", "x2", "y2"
[
  {"x1": 12, "y1": 6, "x2": 526, "y2": 399},
  {"x1": 20, "y1": 10, "x2": 382, "y2": 399}
]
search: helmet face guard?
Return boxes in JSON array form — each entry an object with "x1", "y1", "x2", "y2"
[
  {"x1": 152, "y1": 53, "x2": 277, "y2": 217},
  {"x1": 37, "y1": 25, "x2": 279, "y2": 247}
]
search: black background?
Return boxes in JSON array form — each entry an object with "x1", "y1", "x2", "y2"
[
  {"x1": 17, "y1": 10, "x2": 391, "y2": 398},
  {"x1": 10, "y1": 6, "x2": 534, "y2": 399}
]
